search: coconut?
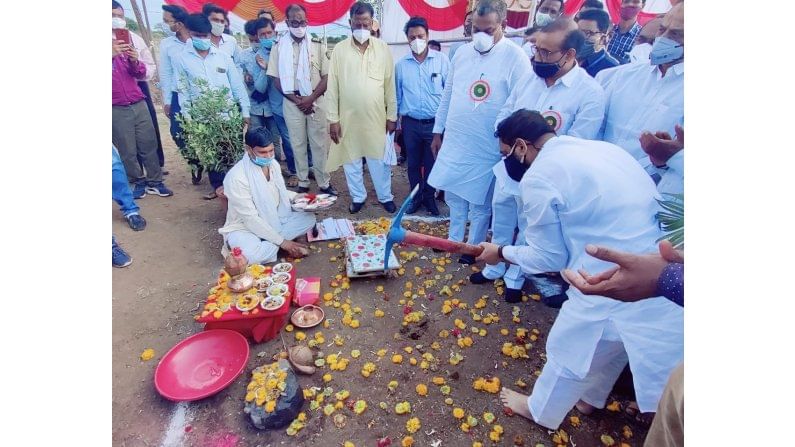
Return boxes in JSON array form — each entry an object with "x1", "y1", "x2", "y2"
[{"x1": 288, "y1": 346, "x2": 316, "y2": 375}]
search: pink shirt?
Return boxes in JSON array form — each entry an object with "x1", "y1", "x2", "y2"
[{"x1": 112, "y1": 54, "x2": 147, "y2": 106}]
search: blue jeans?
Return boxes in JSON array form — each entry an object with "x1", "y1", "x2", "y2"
[
  {"x1": 113, "y1": 146, "x2": 140, "y2": 217},
  {"x1": 272, "y1": 113, "x2": 297, "y2": 174}
]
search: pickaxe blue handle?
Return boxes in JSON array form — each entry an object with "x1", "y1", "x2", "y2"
[{"x1": 384, "y1": 184, "x2": 420, "y2": 272}]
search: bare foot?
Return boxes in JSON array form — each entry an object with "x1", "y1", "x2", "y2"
[
  {"x1": 499, "y1": 387, "x2": 533, "y2": 420},
  {"x1": 575, "y1": 399, "x2": 596, "y2": 415}
]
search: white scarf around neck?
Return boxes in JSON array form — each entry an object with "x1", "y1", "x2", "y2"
[{"x1": 278, "y1": 35, "x2": 312, "y2": 96}]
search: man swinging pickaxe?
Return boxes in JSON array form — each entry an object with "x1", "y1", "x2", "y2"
[{"x1": 384, "y1": 185, "x2": 484, "y2": 272}]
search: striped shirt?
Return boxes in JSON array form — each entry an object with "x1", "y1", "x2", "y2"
[{"x1": 607, "y1": 22, "x2": 641, "y2": 65}]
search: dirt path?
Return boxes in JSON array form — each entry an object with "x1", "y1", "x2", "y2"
[{"x1": 112, "y1": 114, "x2": 646, "y2": 447}]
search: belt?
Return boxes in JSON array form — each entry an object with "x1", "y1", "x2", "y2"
[
  {"x1": 112, "y1": 99, "x2": 144, "y2": 107},
  {"x1": 404, "y1": 116, "x2": 435, "y2": 125}
]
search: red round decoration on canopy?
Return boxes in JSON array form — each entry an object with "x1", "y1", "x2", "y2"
[
  {"x1": 271, "y1": 0, "x2": 356, "y2": 26},
  {"x1": 398, "y1": 0, "x2": 468, "y2": 31}
]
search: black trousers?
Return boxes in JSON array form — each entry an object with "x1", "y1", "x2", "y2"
[
  {"x1": 402, "y1": 116, "x2": 436, "y2": 202},
  {"x1": 137, "y1": 81, "x2": 165, "y2": 167}
]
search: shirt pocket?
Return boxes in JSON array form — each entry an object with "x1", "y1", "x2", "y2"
[
  {"x1": 431, "y1": 73, "x2": 444, "y2": 95},
  {"x1": 367, "y1": 60, "x2": 385, "y2": 81}
]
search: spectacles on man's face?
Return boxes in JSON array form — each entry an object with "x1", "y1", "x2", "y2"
[
  {"x1": 287, "y1": 20, "x2": 307, "y2": 27},
  {"x1": 533, "y1": 46, "x2": 565, "y2": 62},
  {"x1": 580, "y1": 30, "x2": 603, "y2": 39}
]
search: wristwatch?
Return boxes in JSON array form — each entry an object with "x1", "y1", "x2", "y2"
[{"x1": 497, "y1": 245, "x2": 504, "y2": 261}]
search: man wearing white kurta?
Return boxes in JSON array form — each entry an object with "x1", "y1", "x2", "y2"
[
  {"x1": 474, "y1": 18, "x2": 606, "y2": 301},
  {"x1": 477, "y1": 110, "x2": 683, "y2": 430},
  {"x1": 326, "y1": 2, "x2": 398, "y2": 214},
  {"x1": 428, "y1": 0, "x2": 531, "y2": 263},
  {"x1": 219, "y1": 127, "x2": 315, "y2": 264},
  {"x1": 601, "y1": 3, "x2": 684, "y2": 174}
]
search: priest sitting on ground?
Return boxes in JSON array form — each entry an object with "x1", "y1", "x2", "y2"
[{"x1": 219, "y1": 127, "x2": 316, "y2": 263}]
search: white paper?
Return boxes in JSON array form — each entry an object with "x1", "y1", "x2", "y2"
[{"x1": 383, "y1": 132, "x2": 397, "y2": 166}]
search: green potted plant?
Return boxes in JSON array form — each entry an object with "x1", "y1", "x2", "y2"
[
  {"x1": 176, "y1": 78, "x2": 244, "y2": 174},
  {"x1": 656, "y1": 193, "x2": 684, "y2": 248}
]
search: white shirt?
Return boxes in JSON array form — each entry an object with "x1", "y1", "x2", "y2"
[
  {"x1": 427, "y1": 38, "x2": 532, "y2": 205},
  {"x1": 493, "y1": 65, "x2": 606, "y2": 197},
  {"x1": 601, "y1": 61, "x2": 684, "y2": 162},
  {"x1": 495, "y1": 66, "x2": 606, "y2": 139},
  {"x1": 655, "y1": 150, "x2": 684, "y2": 197},
  {"x1": 213, "y1": 33, "x2": 242, "y2": 68},
  {"x1": 502, "y1": 135, "x2": 682, "y2": 379},
  {"x1": 173, "y1": 44, "x2": 251, "y2": 118}
]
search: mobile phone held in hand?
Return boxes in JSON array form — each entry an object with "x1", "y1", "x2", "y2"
[{"x1": 114, "y1": 28, "x2": 131, "y2": 46}]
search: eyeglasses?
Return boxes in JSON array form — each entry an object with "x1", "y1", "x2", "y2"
[
  {"x1": 287, "y1": 20, "x2": 307, "y2": 27},
  {"x1": 533, "y1": 46, "x2": 565, "y2": 61},
  {"x1": 580, "y1": 30, "x2": 603, "y2": 39}
]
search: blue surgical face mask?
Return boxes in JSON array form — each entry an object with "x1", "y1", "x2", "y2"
[
  {"x1": 650, "y1": 36, "x2": 683, "y2": 66},
  {"x1": 260, "y1": 37, "x2": 275, "y2": 50},
  {"x1": 192, "y1": 37, "x2": 211, "y2": 51},
  {"x1": 250, "y1": 153, "x2": 274, "y2": 167}
]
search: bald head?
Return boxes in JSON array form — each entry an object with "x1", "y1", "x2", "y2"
[
  {"x1": 658, "y1": 2, "x2": 684, "y2": 45},
  {"x1": 636, "y1": 16, "x2": 663, "y2": 45}
]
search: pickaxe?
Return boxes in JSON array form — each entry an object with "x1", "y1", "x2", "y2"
[{"x1": 384, "y1": 185, "x2": 484, "y2": 272}]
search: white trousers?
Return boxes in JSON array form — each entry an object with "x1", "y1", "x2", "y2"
[
  {"x1": 482, "y1": 182, "x2": 527, "y2": 289},
  {"x1": 528, "y1": 322, "x2": 629, "y2": 430},
  {"x1": 226, "y1": 213, "x2": 316, "y2": 264},
  {"x1": 343, "y1": 157, "x2": 393, "y2": 203},
  {"x1": 445, "y1": 179, "x2": 494, "y2": 245}
]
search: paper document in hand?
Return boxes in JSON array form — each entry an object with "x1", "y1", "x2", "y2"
[
  {"x1": 306, "y1": 218, "x2": 355, "y2": 242},
  {"x1": 383, "y1": 133, "x2": 397, "y2": 166}
]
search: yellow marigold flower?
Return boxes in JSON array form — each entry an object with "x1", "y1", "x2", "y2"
[
  {"x1": 297, "y1": 412, "x2": 306, "y2": 422},
  {"x1": 460, "y1": 423, "x2": 470, "y2": 432},
  {"x1": 295, "y1": 331, "x2": 306, "y2": 341},
  {"x1": 392, "y1": 354, "x2": 403, "y2": 364},
  {"x1": 323, "y1": 373, "x2": 332, "y2": 383},
  {"x1": 600, "y1": 435, "x2": 616, "y2": 446},
  {"x1": 350, "y1": 319, "x2": 360, "y2": 328},
  {"x1": 606, "y1": 401, "x2": 621, "y2": 412},
  {"x1": 500, "y1": 328, "x2": 509, "y2": 336},
  {"x1": 420, "y1": 360, "x2": 429, "y2": 369},
  {"x1": 377, "y1": 349, "x2": 388, "y2": 357},
  {"x1": 265, "y1": 400, "x2": 276, "y2": 413},
  {"x1": 493, "y1": 424, "x2": 504, "y2": 435},
  {"x1": 285, "y1": 324, "x2": 294, "y2": 332},
  {"x1": 439, "y1": 330, "x2": 449, "y2": 338},
  {"x1": 344, "y1": 442, "x2": 355, "y2": 447},
  {"x1": 395, "y1": 401, "x2": 412, "y2": 415},
  {"x1": 473, "y1": 442, "x2": 483, "y2": 447},
  {"x1": 403, "y1": 346, "x2": 413, "y2": 354},
  {"x1": 140, "y1": 348, "x2": 155, "y2": 361},
  {"x1": 245, "y1": 391, "x2": 255, "y2": 402},
  {"x1": 376, "y1": 285, "x2": 384, "y2": 292},
  {"x1": 444, "y1": 398, "x2": 454, "y2": 405},
  {"x1": 451, "y1": 299, "x2": 460, "y2": 306},
  {"x1": 351, "y1": 349, "x2": 361, "y2": 358},
  {"x1": 401, "y1": 436, "x2": 414, "y2": 447},
  {"x1": 409, "y1": 357, "x2": 418, "y2": 365},
  {"x1": 323, "y1": 292, "x2": 333, "y2": 301},
  {"x1": 489, "y1": 431, "x2": 501, "y2": 442},
  {"x1": 432, "y1": 377, "x2": 445, "y2": 385},
  {"x1": 453, "y1": 408, "x2": 465, "y2": 419},
  {"x1": 415, "y1": 384, "x2": 428, "y2": 396},
  {"x1": 406, "y1": 417, "x2": 421, "y2": 434},
  {"x1": 374, "y1": 309, "x2": 385, "y2": 318},
  {"x1": 479, "y1": 329, "x2": 487, "y2": 337},
  {"x1": 482, "y1": 412, "x2": 495, "y2": 424},
  {"x1": 570, "y1": 416, "x2": 581, "y2": 427},
  {"x1": 388, "y1": 380, "x2": 399, "y2": 392}
]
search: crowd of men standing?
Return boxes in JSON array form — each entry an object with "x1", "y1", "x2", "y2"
[{"x1": 112, "y1": 1, "x2": 684, "y2": 445}]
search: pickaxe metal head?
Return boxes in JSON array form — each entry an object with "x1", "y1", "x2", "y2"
[{"x1": 383, "y1": 184, "x2": 420, "y2": 272}]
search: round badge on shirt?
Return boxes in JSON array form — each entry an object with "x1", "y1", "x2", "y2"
[
  {"x1": 468, "y1": 79, "x2": 491, "y2": 102},
  {"x1": 542, "y1": 110, "x2": 563, "y2": 132}
]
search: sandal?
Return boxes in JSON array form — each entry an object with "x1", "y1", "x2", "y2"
[
  {"x1": 286, "y1": 175, "x2": 300, "y2": 188},
  {"x1": 203, "y1": 191, "x2": 217, "y2": 200},
  {"x1": 624, "y1": 401, "x2": 655, "y2": 428}
]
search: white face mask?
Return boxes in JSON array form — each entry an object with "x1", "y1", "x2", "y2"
[
  {"x1": 535, "y1": 12, "x2": 554, "y2": 27},
  {"x1": 210, "y1": 21, "x2": 225, "y2": 37},
  {"x1": 629, "y1": 42, "x2": 652, "y2": 63},
  {"x1": 472, "y1": 32, "x2": 495, "y2": 53},
  {"x1": 410, "y1": 38, "x2": 427, "y2": 55},
  {"x1": 352, "y1": 29, "x2": 371, "y2": 44},
  {"x1": 289, "y1": 26, "x2": 307, "y2": 39},
  {"x1": 112, "y1": 17, "x2": 126, "y2": 29},
  {"x1": 522, "y1": 42, "x2": 535, "y2": 58}
]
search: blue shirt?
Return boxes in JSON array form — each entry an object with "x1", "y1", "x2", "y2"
[
  {"x1": 607, "y1": 22, "x2": 642, "y2": 65},
  {"x1": 238, "y1": 47, "x2": 272, "y2": 117},
  {"x1": 158, "y1": 36, "x2": 187, "y2": 105},
  {"x1": 259, "y1": 46, "x2": 284, "y2": 117},
  {"x1": 173, "y1": 45, "x2": 251, "y2": 118},
  {"x1": 395, "y1": 49, "x2": 450, "y2": 120}
]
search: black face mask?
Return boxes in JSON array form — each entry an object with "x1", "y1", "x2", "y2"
[
  {"x1": 504, "y1": 140, "x2": 532, "y2": 182},
  {"x1": 531, "y1": 53, "x2": 566, "y2": 79}
]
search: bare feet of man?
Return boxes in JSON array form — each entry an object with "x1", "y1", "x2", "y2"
[{"x1": 499, "y1": 388, "x2": 533, "y2": 420}]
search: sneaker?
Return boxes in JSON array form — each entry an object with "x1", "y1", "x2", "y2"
[
  {"x1": 381, "y1": 200, "x2": 397, "y2": 213},
  {"x1": 349, "y1": 202, "x2": 365, "y2": 214},
  {"x1": 132, "y1": 183, "x2": 146, "y2": 199},
  {"x1": 319, "y1": 184, "x2": 339, "y2": 196},
  {"x1": 126, "y1": 214, "x2": 147, "y2": 231},
  {"x1": 112, "y1": 242, "x2": 133, "y2": 268},
  {"x1": 458, "y1": 254, "x2": 476, "y2": 265},
  {"x1": 145, "y1": 182, "x2": 174, "y2": 197},
  {"x1": 469, "y1": 271, "x2": 493, "y2": 284}
]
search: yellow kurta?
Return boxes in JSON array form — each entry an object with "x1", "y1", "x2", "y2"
[{"x1": 325, "y1": 37, "x2": 397, "y2": 171}]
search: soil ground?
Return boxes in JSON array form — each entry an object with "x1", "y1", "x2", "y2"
[{"x1": 112, "y1": 113, "x2": 647, "y2": 447}]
